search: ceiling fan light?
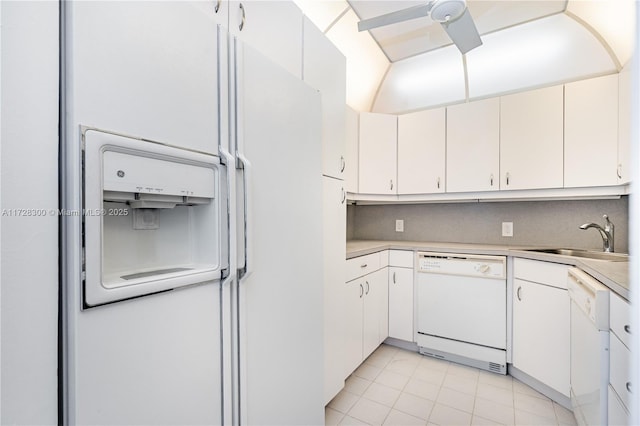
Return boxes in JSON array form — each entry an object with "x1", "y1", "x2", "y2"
[{"x1": 430, "y1": 0, "x2": 466, "y2": 23}]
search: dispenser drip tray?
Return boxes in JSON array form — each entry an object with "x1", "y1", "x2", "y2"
[{"x1": 121, "y1": 267, "x2": 193, "y2": 280}]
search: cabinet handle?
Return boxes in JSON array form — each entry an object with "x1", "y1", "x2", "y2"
[
  {"x1": 238, "y1": 3, "x2": 246, "y2": 31},
  {"x1": 490, "y1": 174, "x2": 494, "y2": 186},
  {"x1": 214, "y1": 0, "x2": 221, "y2": 13},
  {"x1": 365, "y1": 281, "x2": 370, "y2": 295},
  {"x1": 340, "y1": 156, "x2": 346, "y2": 173},
  {"x1": 627, "y1": 382, "x2": 632, "y2": 393},
  {"x1": 437, "y1": 177, "x2": 441, "y2": 189},
  {"x1": 618, "y1": 164, "x2": 623, "y2": 179},
  {"x1": 506, "y1": 172, "x2": 510, "y2": 186},
  {"x1": 390, "y1": 180, "x2": 394, "y2": 191},
  {"x1": 517, "y1": 286, "x2": 522, "y2": 301},
  {"x1": 359, "y1": 283, "x2": 363, "y2": 298},
  {"x1": 360, "y1": 263, "x2": 368, "y2": 268},
  {"x1": 624, "y1": 324, "x2": 631, "y2": 334},
  {"x1": 393, "y1": 271, "x2": 396, "y2": 284},
  {"x1": 341, "y1": 188, "x2": 346, "y2": 204}
]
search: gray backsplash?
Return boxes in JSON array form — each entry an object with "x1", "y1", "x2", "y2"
[{"x1": 347, "y1": 196, "x2": 629, "y2": 253}]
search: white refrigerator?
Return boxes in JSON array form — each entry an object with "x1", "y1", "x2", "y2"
[{"x1": 61, "y1": 2, "x2": 324, "y2": 424}]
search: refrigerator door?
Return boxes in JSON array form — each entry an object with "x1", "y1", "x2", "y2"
[
  {"x1": 63, "y1": 2, "x2": 226, "y2": 424},
  {"x1": 233, "y1": 40, "x2": 325, "y2": 425}
]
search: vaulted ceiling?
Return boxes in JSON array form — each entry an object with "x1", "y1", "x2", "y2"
[{"x1": 294, "y1": 0, "x2": 636, "y2": 113}]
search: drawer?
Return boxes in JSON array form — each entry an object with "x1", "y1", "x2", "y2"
[
  {"x1": 389, "y1": 250, "x2": 413, "y2": 268},
  {"x1": 610, "y1": 332, "x2": 632, "y2": 410},
  {"x1": 514, "y1": 258, "x2": 569, "y2": 289},
  {"x1": 346, "y1": 252, "x2": 381, "y2": 282},
  {"x1": 608, "y1": 385, "x2": 630, "y2": 426},
  {"x1": 610, "y1": 292, "x2": 632, "y2": 349}
]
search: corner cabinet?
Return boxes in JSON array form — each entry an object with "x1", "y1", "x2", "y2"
[
  {"x1": 512, "y1": 258, "x2": 570, "y2": 398},
  {"x1": 397, "y1": 109, "x2": 445, "y2": 194},
  {"x1": 359, "y1": 112, "x2": 397, "y2": 194},
  {"x1": 446, "y1": 98, "x2": 500, "y2": 192},
  {"x1": 564, "y1": 74, "x2": 619, "y2": 188},
  {"x1": 500, "y1": 85, "x2": 564, "y2": 190}
]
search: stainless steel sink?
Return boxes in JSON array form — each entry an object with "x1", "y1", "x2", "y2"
[{"x1": 523, "y1": 248, "x2": 629, "y2": 262}]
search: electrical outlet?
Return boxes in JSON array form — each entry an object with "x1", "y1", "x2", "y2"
[
  {"x1": 502, "y1": 222, "x2": 513, "y2": 237},
  {"x1": 395, "y1": 219, "x2": 404, "y2": 232}
]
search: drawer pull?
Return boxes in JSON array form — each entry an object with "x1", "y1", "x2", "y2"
[
  {"x1": 360, "y1": 264, "x2": 368, "y2": 268},
  {"x1": 627, "y1": 382, "x2": 632, "y2": 393},
  {"x1": 624, "y1": 324, "x2": 631, "y2": 334}
]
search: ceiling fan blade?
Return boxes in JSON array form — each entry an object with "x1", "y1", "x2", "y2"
[
  {"x1": 441, "y1": 8, "x2": 482, "y2": 54},
  {"x1": 357, "y1": 3, "x2": 432, "y2": 32}
]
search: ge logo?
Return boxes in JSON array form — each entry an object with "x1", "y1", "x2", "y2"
[{"x1": 117, "y1": 170, "x2": 125, "y2": 178}]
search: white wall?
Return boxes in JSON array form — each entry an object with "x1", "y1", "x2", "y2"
[{"x1": 1, "y1": 2, "x2": 59, "y2": 424}]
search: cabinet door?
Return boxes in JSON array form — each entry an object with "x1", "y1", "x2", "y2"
[
  {"x1": 397, "y1": 109, "x2": 445, "y2": 194},
  {"x1": 388, "y1": 267, "x2": 414, "y2": 342},
  {"x1": 362, "y1": 275, "x2": 379, "y2": 359},
  {"x1": 565, "y1": 74, "x2": 619, "y2": 187},
  {"x1": 618, "y1": 65, "x2": 631, "y2": 184},
  {"x1": 228, "y1": 1, "x2": 303, "y2": 79},
  {"x1": 500, "y1": 85, "x2": 564, "y2": 190},
  {"x1": 322, "y1": 177, "x2": 346, "y2": 403},
  {"x1": 447, "y1": 98, "x2": 500, "y2": 192},
  {"x1": 345, "y1": 106, "x2": 359, "y2": 193},
  {"x1": 344, "y1": 279, "x2": 364, "y2": 376},
  {"x1": 303, "y1": 18, "x2": 347, "y2": 180},
  {"x1": 513, "y1": 278, "x2": 570, "y2": 396},
  {"x1": 359, "y1": 112, "x2": 397, "y2": 194}
]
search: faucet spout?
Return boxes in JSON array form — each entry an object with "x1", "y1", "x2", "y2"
[{"x1": 579, "y1": 215, "x2": 614, "y2": 252}]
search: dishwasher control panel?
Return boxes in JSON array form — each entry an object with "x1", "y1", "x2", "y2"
[{"x1": 417, "y1": 252, "x2": 506, "y2": 279}]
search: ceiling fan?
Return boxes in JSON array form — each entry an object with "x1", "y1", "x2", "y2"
[{"x1": 357, "y1": 0, "x2": 483, "y2": 54}]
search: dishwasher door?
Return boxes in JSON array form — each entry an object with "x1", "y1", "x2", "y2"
[
  {"x1": 568, "y1": 268, "x2": 610, "y2": 426},
  {"x1": 416, "y1": 272, "x2": 507, "y2": 349}
]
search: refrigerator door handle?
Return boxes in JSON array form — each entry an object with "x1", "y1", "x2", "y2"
[
  {"x1": 237, "y1": 152, "x2": 252, "y2": 280},
  {"x1": 220, "y1": 147, "x2": 236, "y2": 280}
]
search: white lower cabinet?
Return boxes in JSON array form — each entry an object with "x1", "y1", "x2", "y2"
[
  {"x1": 363, "y1": 268, "x2": 389, "y2": 359},
  {"x1": 609, "y1": 292, "x2": 632, "y2": 423},
  {"x1": 388, "y1": 250, "x2": 414, "y2": 342},
  {"x1": 345, "y1": 253, "x2": 389, "y2": 376},
  {"x1": 512, "y1": 259, "x2": 570, "y2": 397}
]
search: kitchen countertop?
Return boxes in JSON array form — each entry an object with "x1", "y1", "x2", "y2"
[{"x1": 347, "y1": 240, "x2": 630, "y2": 301}]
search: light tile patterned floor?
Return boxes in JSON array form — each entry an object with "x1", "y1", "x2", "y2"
[{"x1": 326, "y1": 344, "x2": 578, "y2": 426}]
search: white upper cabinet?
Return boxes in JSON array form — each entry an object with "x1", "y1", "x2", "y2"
[
  {"x1": 446, "y1": 98, "x2": 500, "y2": 193},
  {"x1": 397, "y1": 109, "x2": 445, "y2": 194},
  {"x1": 229, "y1": 1, "x2": 303, "y2": 79},
  {"x1": 345, "y1": 106, "x2": 359, "y2": 193},
  {"x1": 303, "y1": 18, "x2": 347, "y2": 180},
  {"x1": 564, "y1": 73, "x2": 619, "y2": 187},
  {"x1": 359, "y1": 112, "x2": 397, "y2": 195},
  {"x1": 500, "y1": 85, "x2": 564, "y2": 190},
  {"x1": 618, "y1": 65, "x2": 631, "y2": 184}
]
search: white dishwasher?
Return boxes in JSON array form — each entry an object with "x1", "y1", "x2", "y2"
[
  {"x1": 568, "y1": 267, "x2": 610, "y2": 426},
  {"x1": 416, "y1": 252, "x2": 507, "y2": 374}
]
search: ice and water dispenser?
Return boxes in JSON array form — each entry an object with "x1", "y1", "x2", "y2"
[{"x1": 82, "y1": 128, "x2": 228, "y2": 306}]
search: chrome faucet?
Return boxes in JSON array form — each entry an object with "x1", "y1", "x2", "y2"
[{"x1": 580, "y1": 214, "x2": 614, "y2": 253}]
